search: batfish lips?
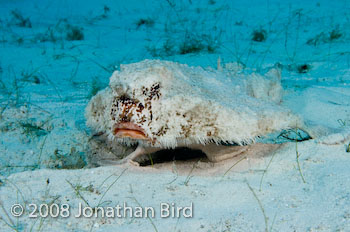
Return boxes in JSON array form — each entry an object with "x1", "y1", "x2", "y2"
[{"x1": 113, "y1": 122, "x2": 148, "y2": 140}]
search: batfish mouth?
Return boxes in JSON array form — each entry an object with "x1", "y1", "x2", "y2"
[{"x1": 113, "y1": 122, "x2": 148, "y2": 140}]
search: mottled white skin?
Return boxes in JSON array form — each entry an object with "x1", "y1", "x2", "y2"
[{"x1": 86, "y1": 60, "x2": 307, "y2": 165}]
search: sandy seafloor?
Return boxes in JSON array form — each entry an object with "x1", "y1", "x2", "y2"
[{"x1": 0, "y1": 0, "x2": 350, "y2": 231}]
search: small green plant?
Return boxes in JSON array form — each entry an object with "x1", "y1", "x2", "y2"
[
  {"x1": 88, "y1": 76, "x2": 105, "y2": 99},
  {"x1": 297, "y1": 64, "x2": 311, "y2": 73},
  {"x1": 147, "y1": 153, "x2": 154, "y2": 167},
  {"x1": 67, "y1": 181, "x2": 98, "y2": 196},
  {"x1": 0, "y1": 71, "x2": 23, "y2": 107},
  {"x1": 306, "y1": 32, "x2": 325, "y2": 46},
  {"x1": 278, "y1": 127, "x2": 307, "y2": 183},
  {"x1": 101, "y1": 5, "x2": 110, "y2": 19},
  {"x1": 146, "y1": 2, "x2": 222, "y2": 57},
  {"x1": 148, "y1": 32, "x2": 220, "y2": 57},
  {"x1": 346, "y1": 143, "x2": 350, "y2": 153},
  {"x1": 179, "y1": 37, "x2": 205, "y2": 54},
  {"x1": 0, "y1": 199, "x2": 21, "y2": 231},
  {"x1": 96, "y1": 169, "x2": 127, "y2": 208},
  {"x1": 19, "y1": 121, "x2": 49, "y2": 137},
  {"x1": 179, "y1": 33, "x2": 219, "y2": 54},
  {"x1": 66, "y1": 25, "x2": 84, "y2": 41},
  {"x1": 246, "y1": 181, "x2": 277, "y2": 232},
  {"x1": 66, "y1": 180, "x2": 91, "y2": 207},
  {"x1": 35, "y1": 26, "x2": 57, "y2": 43},
  {"x1": 337, "y1": 119, "x2": 348, "y2": 127},
  {"x1": 165, "y1": 161, "x2": 179, "y2": 185},
  {"x1": 259, "y1": 151, "x2": 277, "y2": 191},
  {"x1": 0, "y1": 105, "x2": 8, "y2": 120},
  {"x1": 35, "y1": 20, "x2": 84, "y2": 43},
  {"x1": 306, "y1": 27, "x2": 342, "y2": 46},
  {"x1": 184, "y1": 159, "x2": 201, "y2": 186},
  {"x1": 128, "y1": 185, "x2": 158, "y2": 232},
  {"x1": 146, "y1": 39, "x2": 176, "y2": 57},
  {"x1": 52, "y1": 147, "x2": 86, "y2": 169},
  {"x1": 85, "y1": 5, "x2": 111, "y2": 24},
  {"x1": 66, "y1": 169, "x2": 127, "y2": 232},
  {"x1": 294, "y1": 128, "x2": 306, "y2": 183},
  {"x1": 20, "y1": 65, "x2": 43, "y2": 84},
  {"x1": 329, "y1": 28, "x2": 342, "y2": 41},
  {"x1": 15, "y1": 36, "x2": 24, "y2": 45},
  {"x1": 136, "y1": 17, "x2": 155, "y2": 29},
  {"x1": 18, "y1": 114, "x2": 52, "y2": 139},
  {"x1": 35, "y1": 182, "x2": 61, "y2": 232},
  {"x1": 222, "y1": 156, "x2": 246, "y2": 179},
  {"x1": 10, "y1": 10, "x2": 32, "y2": 28},
  {"x1": 252, "y1": 28, "x2": 267, "y2": 42},
  {"x1": 0, "y1": 179, "x2": 27, "y2": 231},
  {"x1": 0, "y1": 79, "x2": 9, "y2": 98},
  {"x1": 162, "y1": 39, "x2": 176, "y2": 56},
  {"x1": 88, "y1": 58, "x2": 115, "y2": 73}
]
